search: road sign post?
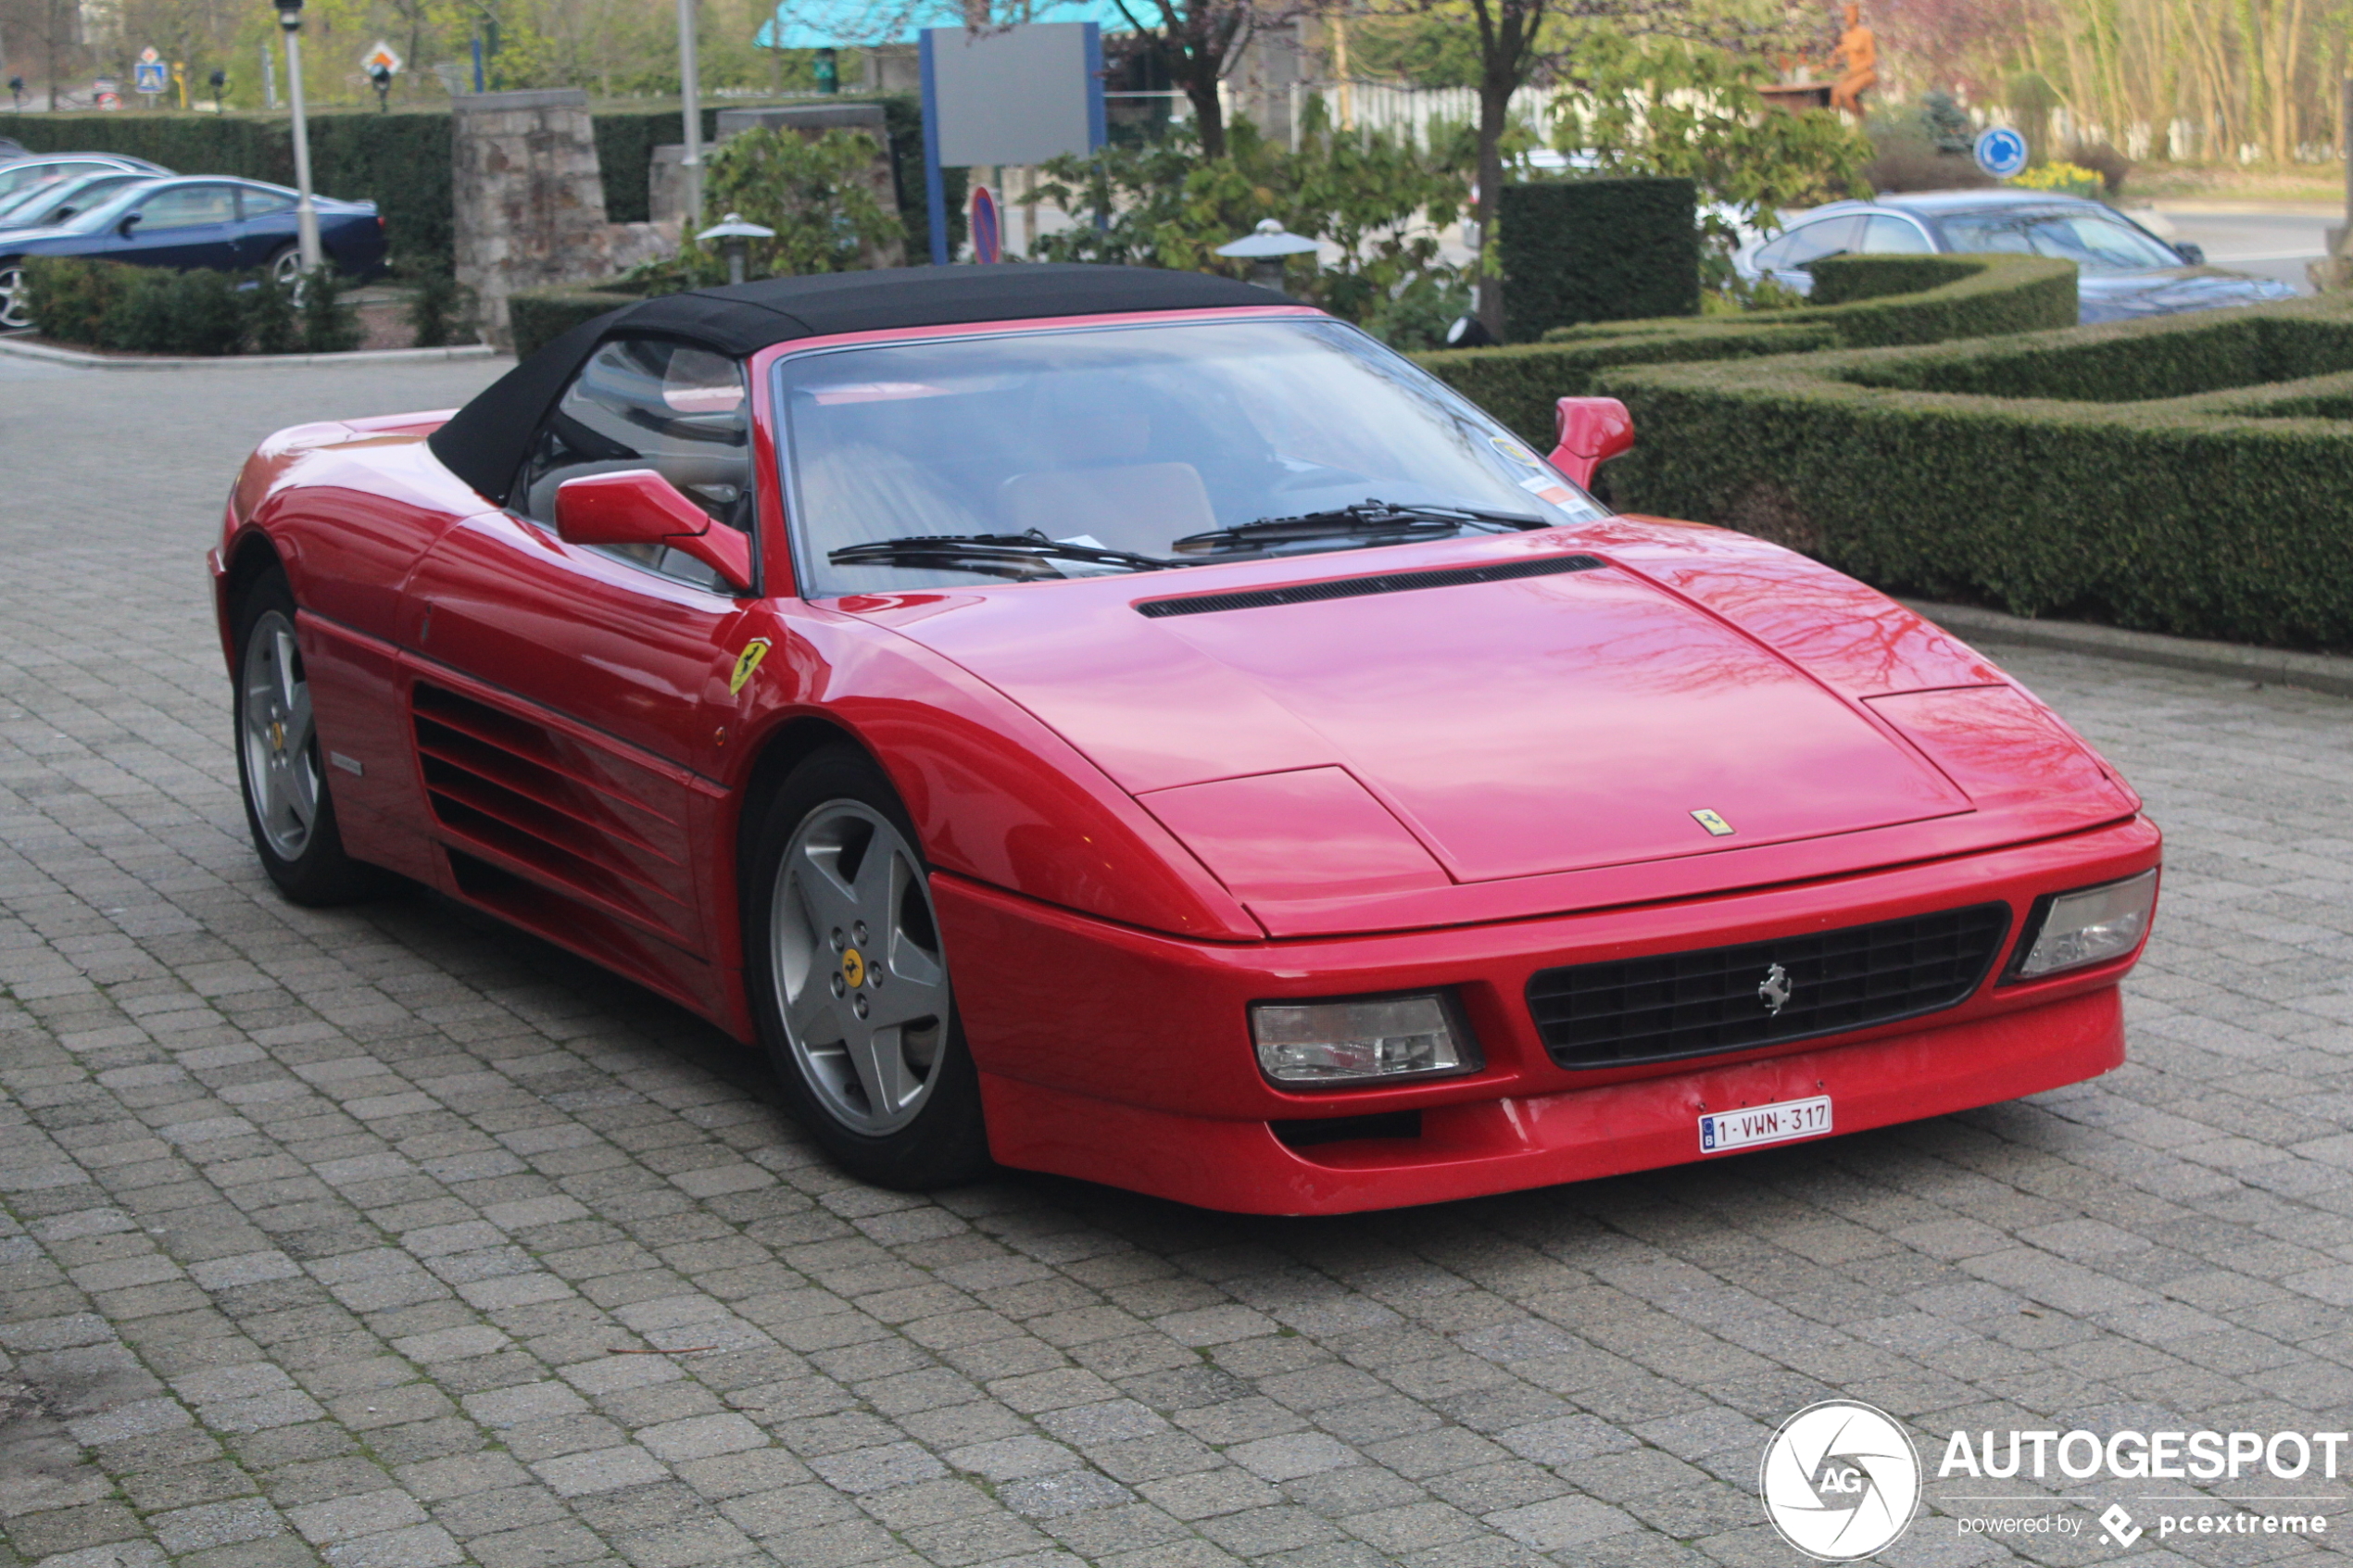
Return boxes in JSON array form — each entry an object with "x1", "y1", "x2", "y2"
[{"x1": 133, "y1": 47, "x2": 167, "y2": 107}]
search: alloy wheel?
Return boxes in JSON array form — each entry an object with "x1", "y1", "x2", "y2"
[
  {"x1": 0, "y1": 266, "x2": 29, "y2": 331},
  {"x1": 768, "y1": 799, "x2": 952, "y2": 1136},
  {"x1": 239, "y1": 608, "x2": 321, "y2": 861}
]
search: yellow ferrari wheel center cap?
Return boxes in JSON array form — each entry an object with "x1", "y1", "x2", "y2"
[
  {"x1": 269, "y1": 721, "x2": 286, "y2": 753},
  {"x1": 841, "y1": 948, "x2": 866, "y2": 988}
]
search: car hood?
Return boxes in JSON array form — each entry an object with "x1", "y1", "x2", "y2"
[
  {"x1": 860, "y1": 537, "x2": 1993, "y2": 896},
  {"x1": 2078, "y1": 266, "x2": 2296, "y2": 320}
]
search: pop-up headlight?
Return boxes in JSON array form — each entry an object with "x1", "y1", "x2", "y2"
[
  {"x1": 2010, "y1": 870, "x2": 2158, "y2": 980},
  {"x1": 1252, "y1": 992, "x2": 1476, "y2": 1085}
]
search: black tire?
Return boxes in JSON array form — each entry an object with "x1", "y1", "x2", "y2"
[
  {"x1": 746, "y1": 744, "x2": 990, "y2": 1189},
  {"x1": 231, "y1": 571, "x2": 382, "y2": 906}
]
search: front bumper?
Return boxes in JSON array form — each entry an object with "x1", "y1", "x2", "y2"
[{"x1": 938, "y1": 814, "x2": 2158, "y2": 1214}]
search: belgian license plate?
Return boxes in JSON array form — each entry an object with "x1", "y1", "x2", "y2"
[{"x1": 1698, "y1": 1095, "x2": 1831, "y2": 1153}]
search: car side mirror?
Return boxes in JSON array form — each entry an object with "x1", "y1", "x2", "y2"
[
  {"x1": 2174, "y1": 241, "x2": 2205, "y2": 265},
  {"x1": 117, "y1": 213, "x2": 139, "y2": 237},
  {"x1": 1547, "y1": 395, "x2": 1634, "y2": 490},
  {"x1": 553, "y1": 468, "x2": 755, "y2": 594}
]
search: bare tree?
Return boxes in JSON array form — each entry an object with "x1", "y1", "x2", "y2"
[{"x1": 1106, "y1": 0, "x2": 1260, "y2": 157}]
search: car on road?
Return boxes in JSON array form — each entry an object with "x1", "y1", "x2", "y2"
[
  {"x1": 208, "y1": 264, "x2": 2161, "y2": 1214},
  {"x1": 0, "y1": 169, "x2": 157, "y2": 231},
  {"x1": 1737, "y1": 189, "x2": 2296, "y2": 321},
  {"x1": 0, "y1": 152, "x2": 172, "y2": 206},
  {"x1": 0, "y1": 174, "x2": 386, "y2": 329}
]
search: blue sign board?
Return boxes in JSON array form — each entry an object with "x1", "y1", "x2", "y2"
[
  {"x1": 1973, "y1": 126, "x2": 2028, "y2": 179},
  {"x1": 132, "y1": 60, "x2": 168, "y2": 94}
]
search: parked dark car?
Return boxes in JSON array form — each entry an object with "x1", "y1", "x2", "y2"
[
  {"x1": 0, "y1": 170, "x2": 157, "y2": 231},
  {"x1": 0, "y1": 154, "x2": 174, "y2": 206},
  {"x1": 0, "y1": 176, "x2": 387, "y2": 329},
  {"x1": 1736, "y1": 189, "x2": 2297, "y2": 322}
]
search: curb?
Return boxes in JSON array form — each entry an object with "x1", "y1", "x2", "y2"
[
  {"x1": 1901, "y1": 598, "x2": 2353, "y2": 700},
  {"x1": 0, "y1": 335, "x2": 501, "y2": 370}
]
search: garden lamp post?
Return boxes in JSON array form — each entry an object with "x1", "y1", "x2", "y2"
[
  {"x1": 1215, "y1": 219, "x2": 1317, "y2": 292},
  {"x1": 698, "y1": 212, "x2": 774, "y2": 286},
  {"x1": 275, "y1": 0, "x2": 323, "y2": 275}
]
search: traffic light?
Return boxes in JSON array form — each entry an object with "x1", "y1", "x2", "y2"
[
  {"x1": 814, "y1": 47, "x2": 837, "y2": 94},
  {"x1": 367, "y1": 61, "x2": 391, "y2": 108}
]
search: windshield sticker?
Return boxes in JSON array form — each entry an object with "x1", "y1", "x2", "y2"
[
  {"x1": 1518, "y1": 473, "x2": 1575, "y2": 505},
  {"x1": 728, "y1": 638, "x2": 772, "y2": 696},
  {"x1": 1491, "y1": 436, "x2": 1541, "y2": 466}
]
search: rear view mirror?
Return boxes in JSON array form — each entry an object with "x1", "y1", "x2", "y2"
[
  {"x1": 1547, "y1": 395, "x2": 1634, "y2": 490},
  {"x1": 554, "y1": 468, "x2": 754, "y2": 593}
]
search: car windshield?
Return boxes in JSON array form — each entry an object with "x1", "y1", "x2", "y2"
[
  {"x1": 58, "y1": 181, "x2": 163, "y2": 232},
  {"x1": 776, "y1": 316, "x2": 1605, "y2": 596},
  {"x1": 1934, "y1": 208, "x2": 2181, "y2": 272}
]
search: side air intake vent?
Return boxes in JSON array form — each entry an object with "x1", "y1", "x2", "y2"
[{"x1": 1136, "y1": 554, "x2": 1605, "y2": 619}]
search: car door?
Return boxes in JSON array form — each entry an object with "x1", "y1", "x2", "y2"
[
  {"x1": 400, "y1": 335, "x2": 763, "y2": 995},
  {"x1": 1753, "y1": 215, "x2": 1863, "y2": 295},
  {"x1": 234, "y1": 184, "x2": 298, "y2": 268},
  {"x1": 112, "y1": 182, "x2": 242, "y2": 269}
]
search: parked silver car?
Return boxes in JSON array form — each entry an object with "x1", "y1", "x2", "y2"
[
  {"x1": 1735, "y1": 189, "x2": 2296, "y2": 322},
  {"x1": 0, "y1": 154, "x2": 175, "y2": 207}
]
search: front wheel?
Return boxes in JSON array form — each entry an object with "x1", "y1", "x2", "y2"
[
  {"x1": 0, "y1": 263, "x2": 30, "y2": 331},
  {"x1": 746, "y1": 745, "x2": 989, "y2": 1189},
  {"x1": 233, "y1": 571, "x2": 380, "y2": 905}
]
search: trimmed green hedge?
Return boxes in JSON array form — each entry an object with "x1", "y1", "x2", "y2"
[
  {"x1": 19, "y1": 254, "x2": 357, "y2": 354},
  {"x1": 1499, "y1": 177, "x2": 1699, "y2": 343},
  {"x1": 1413, "y1": 318, "x2": 1840, "y2": 447},
  {"x1": 0, "y1": 110, "x2": 452, "y2": 267},
  {"x1": 510, "y1": 282, "x2": 644, "y2": 358},
  {"x1": 1594, "y1": 295, "x2": 2353, "y2": 649}
]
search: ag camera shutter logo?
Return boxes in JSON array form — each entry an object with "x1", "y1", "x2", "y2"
[{"x1": 1760, "y1": 1400, "x2": 1921, "y2": 1560}]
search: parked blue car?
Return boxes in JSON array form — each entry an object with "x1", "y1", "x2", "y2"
[{"x1": 0, "y1": 175, "x2": 387, "y2": 330}]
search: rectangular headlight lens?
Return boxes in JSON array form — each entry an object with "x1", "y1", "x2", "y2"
[
  {"x1": 2013, "y1": 870, "x2": 2158, "y2": 980},
  {"x1": 1252, "y1": 992, "x2": 1473, "y2": 1085}
]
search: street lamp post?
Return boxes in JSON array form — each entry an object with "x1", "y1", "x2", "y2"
[
  {"x1": 698, "y1": 212, "x2": 774, "y2": 285},
  {"x1": 676, "y1": 0, "x2": 704, "y2": 225},
  {"x1": 275, "y1": 0, "x2": 323, "y2": 275},
  {"x1": 1215, "y1": 219, "x2": 1318, "y2": 292}
]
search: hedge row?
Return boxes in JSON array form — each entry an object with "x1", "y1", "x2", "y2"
[
  {"x1": 510, "y1": 281, "x2": 646, "y2": 358},
  {"x1": 0, "y1": 96, "x2": 962, "y2": 274},
  {"x1": 1417, "y1": 256, "x2": 2074, "y2": 446},
  {"x1": 1497, "y1": 177, "x2": 1699, "y2": 342},
  {"x1": 1593, "y1": 295, "x2": 2353, "y2": 650},
  {"x1": 23, "y1": 253, "x2": 359, "y2": 354}
]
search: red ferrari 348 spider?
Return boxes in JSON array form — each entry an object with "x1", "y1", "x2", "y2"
[{"x1": 209, "y1": 265, "x2": 2159, "y2": 1214}]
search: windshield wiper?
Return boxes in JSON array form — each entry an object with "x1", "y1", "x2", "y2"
[
  {"x1": 828, "y1": 531, "x2": 1181, "y2": 581},
  {"x1": 1171, "y1": 500, "x2": 1548, "y2": 556}
]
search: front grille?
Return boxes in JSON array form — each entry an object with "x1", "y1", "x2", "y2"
[
  {"x1": 1136, "y1": 554, "x2": 1604, "y2": 618},
  {"x1": 1527, "y1": 903, "x2": 2011, "y2": 1071}
]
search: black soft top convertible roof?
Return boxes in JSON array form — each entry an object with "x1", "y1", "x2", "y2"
[{"x1": 426, "y1": 264, "x2": 1287, "y2": 507}]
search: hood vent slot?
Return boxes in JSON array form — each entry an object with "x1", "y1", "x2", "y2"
[{"x1": 1136, "y1": 553, "x2": 1605, "y2": 619}]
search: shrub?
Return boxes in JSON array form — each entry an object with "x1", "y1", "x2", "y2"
[
  {"x1": 1592, "y1": 295, "x2": 2353, "y2": 649},
  {"x1": 299, "y1": 266, "x2": 364, "y2": 354},
  {"x1": 400, "y1": 257, "x2": 468, "y2": 348},
  {"x1": 25, "y1": 255, "x2": 271, "y2": 355},
  {"x1": 21, "y1": 256, "x2": 120, "y2": 344},
  {"x1": 1497, "y1": 177, "x2": 1698, "y2": 342},
  {"x1": 246, "y1": 274, "x2": 298, "y2": 355},
  {"x1": 1752, "y1": 254, "x2": 2075, "y2": 346},
  {"x1": 628, "y1": 127, "x2": 908, "y2": 292}
]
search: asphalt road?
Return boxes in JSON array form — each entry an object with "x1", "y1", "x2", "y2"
[
  {"x1": 2141, "y1": 205, "x2": 2334, "y2": 292},
  {"x1": 2, "y1": 354, "x2": 2350, "y2": 1568}
]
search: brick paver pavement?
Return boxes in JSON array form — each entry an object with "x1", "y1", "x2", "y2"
[{"x1": 3, "y1": 354, "x2": 2350, "y2": 1568}]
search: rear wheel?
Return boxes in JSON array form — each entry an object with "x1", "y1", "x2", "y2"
[
  {"x1": 233, "y1": 571, "x2": 379, "y2": 905},
  {"x1": 747, "y1": 745, "x2": 989, "y2": 1188},
  {"x1": 264, "y1": 245, "x2": 309, "y2": 306},
  {"x1": 0, "y1": 263, "x2": 30, "y2": 331}
]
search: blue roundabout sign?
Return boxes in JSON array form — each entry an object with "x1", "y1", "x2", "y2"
[{"x1": 1973, "y1": 126, "x2": 2029, "y2": 179}]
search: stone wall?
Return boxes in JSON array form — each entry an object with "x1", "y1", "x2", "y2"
[{"x1": 452, "y1": 88, "x2": 675, "y2": 349}]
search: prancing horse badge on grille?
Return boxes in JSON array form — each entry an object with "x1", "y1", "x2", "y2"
[{"x1": 1757, "y1": 962, "x2": 1793, "y2": 1015}]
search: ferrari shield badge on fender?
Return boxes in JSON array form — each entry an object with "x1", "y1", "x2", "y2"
[
  {"x1": 1691, "y1": 808, "x2": 1735, "y2": 837},
  {"x1": 729, "y1": 638, "x2": 772, "y2": 696}
]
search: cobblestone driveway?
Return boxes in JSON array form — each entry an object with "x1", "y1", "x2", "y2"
[{"x1": 3, "y1": 356, "x2": 2350, "y2": 1568}]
